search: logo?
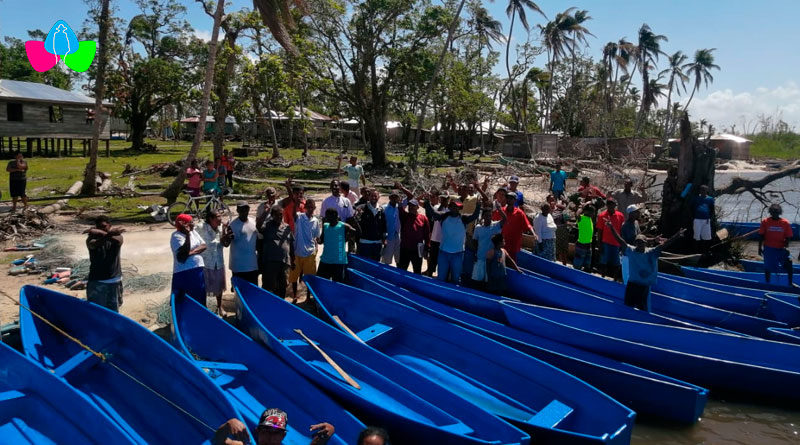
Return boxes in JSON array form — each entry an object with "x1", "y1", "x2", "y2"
[{"x1": 25, "y1": 20, "x2": 96, "y2": 73}]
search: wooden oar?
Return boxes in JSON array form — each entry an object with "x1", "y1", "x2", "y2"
[
  {"x1": 332, "y1": 315, "x2": 365, "y2": 344},
  {"x1": 293, "y1": 329, "x2": 361, "y2": 390}
]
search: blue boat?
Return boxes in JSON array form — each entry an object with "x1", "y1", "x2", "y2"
[
  {"x1": 346, "y1": 268, "x2": 708, "y2": 425},
  {"x1": 682, "y1": 266, "x2": 800, "y2": 293},
  {"x1": 19, "y1": 285, "x2": 246, "y2": 444},
  {"x1": 349, "y1": 255, "x2": 718, "y2": 332},
  {"x1": 170, "y1": 294, "x2": 366, "y2": 445},
  {"x1": 502, "y1": 301, "x2": 800, "y2": 401},
  {"x1": 233, "y1": 277, "x2": 531, "y2": 445},
  {"x1": 719, "y1": 221, "x2": 800, "y2": 240},
  {"x1": 0, "y1": 341, "x2": 134, "y2": 444},
  {"x1": 516, "y1": 251, "x2": 796, "y2": 335},
  {"x1": 307, "y1": 275, "x2": 635, "y2": 444},
  {"x1": 740, "y1": 258, "x2": 800, "y2": 274},
  {"x1": 767, "y1": 327, "x2": 800, "y2": 343}
]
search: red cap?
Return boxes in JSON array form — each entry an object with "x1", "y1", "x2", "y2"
[{"x1": 175, "y1": 214, "x2": 193, "y2": 225}]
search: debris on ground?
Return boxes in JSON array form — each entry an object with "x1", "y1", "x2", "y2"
[{"x1": 0, "y1": 212, "x2": 54, "y2": 242}]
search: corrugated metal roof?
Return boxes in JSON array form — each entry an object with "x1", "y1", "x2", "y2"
[
  {"x1": 179, "y1": 115, "x2": 236, "y2": 124},
  {"x1": 710, "y1": 133, "x2": 752, "y2": 144},
  {"x1": 0, "y1": 79, "x2": 110, "y2": 106}
]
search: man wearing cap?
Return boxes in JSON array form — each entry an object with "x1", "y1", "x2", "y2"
[
  {"x1": 395, "y1": 183, "x2": 431, "y2": 274},
  {"x1": 424, "y1": 182, "x2": 486, "y2": 283},
  {"x1": 620, "y1": 204, "x2": 642, "y2": 245},
  {"x1": 612, "y1": 179, "x2": 645, "y2": 215},
  {"x1": 380, "y1": 190, "x2": 402, "y2": 266},
  {"x1": 256, "y1": 187, "x2": 279, "y2": 220},
  {"x1": 508, "y1": 175, "x2": 524, "y2": 208},
  {"x1": 596, "y1": 198, "x2": 626, "y2": 280},
  {"x1": 228, "y1": 201, "x2": 260, "y2": 286},
  {"x1": 213, "y1": 408, "x2": 335, "y2": 445},
  {"x1": 606, "y1": 221, "x2": 686, "y2": 311},
  {"x1": 170, "y1": 214, "x2": 207, "y2": 305},
  {"x1": 549, "y1": 162, "x2": 568, "y2": 200},
  {"x1": 492, "y1": 192, "x2": 534, "y2": 262},
  {"x1": 758, "y1": 203, "x2": 794, "y2": 284}
]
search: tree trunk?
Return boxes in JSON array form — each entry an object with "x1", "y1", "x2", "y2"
[
  {"x1": 130, "y1": 116, "x2": 147, "y2": 151},
  {"x1": 81, "y1": 0, "x2": 111, "y2": 196},
  {"x1": 163, "y1": 0, "x2": 225, "y2": 204},
  {"x1": 410, "y1": 0, "x2": 468, "y2": 168},
  {"x1": 364, "y1": 112, "x2": 387, "y2": 167},
  {"x1": 213, "y1": 35, "x2": 238, "y2": 160},
  {"x1": 659, "y1": 75, "x2": 675, "y2": 158}
]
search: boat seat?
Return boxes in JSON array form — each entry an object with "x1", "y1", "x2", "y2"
[
  {"x1": 355, "y1": 323, "x2": 393, "y2": 344},
  {"x1": 53, "y1": 349, "x2": 102, "y2": 378},
  {"x1": 282, "y1": 339, "x2": 319, "y2": 347},
  {"x1": 528, "y1": 400, "x2": 573, "y2": 428},
  {"x1": 0, "y1": 390, "x2": 25, "y2": 403},
  {"x1": 196, "y1": 361, "x2": 248, "y2": 372},
  {"x1": 439, "y1": 421, "x2": 474, "y2": 435}
]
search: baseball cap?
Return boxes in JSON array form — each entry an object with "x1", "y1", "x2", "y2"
[
  {"x1": 389, "y1": 190, "x2": 400, "y2": 198},
  {"x1": 265, "y1": 187, "x2": 276, "y2": 195},
  {"x1": 635, "y1": 234, "x2": 647, "y2": 242},
  {"x1": 509, "y1": 175, "x2": 520, "y2": 183},
  {"x1": 175, "y1": 214, "x2": 192, "y2": 225},
  {"x1": 236, "y1": 200, "x2": 249, "y2": 208},
  {"x1": 258, "y1": 408, "x2": 287, "y2": 431},
  {"x1": 626, "y1": 204, "x2": 640, "y2": 215},
  {"x1": 408, "y1": 199, "x2": 419, "y2": 207}
]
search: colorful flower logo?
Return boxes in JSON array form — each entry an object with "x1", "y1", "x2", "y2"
[{"x1": 25, "y1": 20, "x2": 96, "y2": 73}]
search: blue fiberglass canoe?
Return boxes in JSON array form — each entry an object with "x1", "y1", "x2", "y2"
[
  {"x1": 170, "y1": 294, "x2": 366, "y2": 445},
  {"x1": 719, "y1": 221, "x2": 800, "y2": 240},
  {"x1": 349, "y1": 254, "x2": 716, "y2": 331},
  {"x1": 232, "y1": 278, "x2": 530, "y2": 445},
  {"x1": 0, "y1": 341, "x2": 134, "y2": 444},
  {"x1": 346, "y1": 269, "x2": 708, "y2": 425},
  {"x1": 19, "y1": 285, "x2": 247, "y2": 444},
  {"x1": 307, "y1": 275, "x2": 635, "y2": 444},
  {"x1": 516, "y1": 251, "x2": 794, "y2": 336},
  {"x1": 740, "y1": 258, "x2": 800, "y2": 274},
  {"x1": 501, "y1": 301, "x2": 800, "y2": 402},
  {"x1": 767, "y1": 327, "x2": 800, "y2": 343},
  {"x1": 682, "y1": 266, "x2": 800, "y2": 293}
]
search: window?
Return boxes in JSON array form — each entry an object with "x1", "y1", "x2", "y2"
[
  {"x1": 49, "y1": 105, "x2": 63, "y2": 123},
  {"x1": 6, "y1": 103, "x2": 23, "y2": 121}
]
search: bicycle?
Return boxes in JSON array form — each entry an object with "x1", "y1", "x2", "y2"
[{"x1": 167, "y1": 188, "x2": 232, "y2": 225}]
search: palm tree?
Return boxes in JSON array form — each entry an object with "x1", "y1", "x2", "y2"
[
  {"x1": 81, "y1": 0, "x2": 111, "y2": 195},
  {"x1": 562, "y1": 8, "x2": 593, "y2": 135},
  {"x1": 538, "y1": 12, "x2": 571, "y2": 131},
  {"x1": 471, "y1": 5, "x2": 504, "y2": 53},
  {"x1": 634, "y1": 24, "x2": 667, "y2": 132},
  {"x1": 659, "y1": 51, "x2": 689, "y2": 149},
  {"x1": 505, "y1": 0, "x2": 545, "y2": 130},
  {"x1": 602, "y1": 38, "x2": 634, "y2": 136},
  {"x1": 683, "y1": 48, "x2": 720, "y2": 111}
]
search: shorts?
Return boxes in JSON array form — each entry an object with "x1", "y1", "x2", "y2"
[
  {"x1": 317, "y1": 262, "x2": 346, "y2": 282},
  {"x1": 763, "y1": 246, "x2": 790, "y2": 273},
  {"x1": 289, "y1": 254, "x2": 317, "y2": 282},
  {"x1": 10, "y1": 179, "x2": 26, "y2": 198},
  {"x1": 600, "y1": 243, "x2": 621, "y2": 266},
  {"x1": 573, "y1": 243, "x2": 592, "y2": 270},
  {"x1": 203, "y1": 267, "x2": 226, "y2": 295},
  {"x1": 693, "y1": 218, "x2": 712, "y2": 241},
  {"x1": 87, "y1": 280, "x2": 123, "y2": 312}
]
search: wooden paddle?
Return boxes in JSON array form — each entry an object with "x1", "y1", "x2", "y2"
[
  {"x1": 332, "y1": 315, "x2": 365, "y2": 344},
  {"x1": 293, "y1": 329, "x2": 361, "y2": 390}
]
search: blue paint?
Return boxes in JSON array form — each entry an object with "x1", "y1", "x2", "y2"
[{"x1": 43, "y1": 20, "x2": 79, "y2": 55}]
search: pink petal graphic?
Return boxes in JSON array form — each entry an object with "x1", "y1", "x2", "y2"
[{"x1": 25, "y1": 41, "x2": 59, "y2": 72}]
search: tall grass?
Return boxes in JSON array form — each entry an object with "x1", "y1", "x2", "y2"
[{"x1": 747, "y1": 132, "x2": 800, "y2": 159}]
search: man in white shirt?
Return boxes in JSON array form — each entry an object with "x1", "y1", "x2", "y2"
[
  {"x1": 533, "y1": 203, "x2": 557, "y2": 261},
  {"x1": 197, "y1": 210, "x2": 232, "y2": 314},
  {"x1": 320, "y1": 180, "x2": 353, "y2": 221},
  {"x1": 227, "y1": 201, "x2": 260, "y2": 287},
  {"x1": 289, "y1": 198, "x2": 322, "y2": 303},
  {"x1": 171, "y1": 213, "x2": 207, "y2": 305}
]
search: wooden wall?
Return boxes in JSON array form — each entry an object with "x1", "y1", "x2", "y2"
[{"x1": 0, "y1": 100, "x2": 111, "y2": 139}]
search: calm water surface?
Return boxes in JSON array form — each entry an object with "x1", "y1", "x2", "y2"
[{"x1": 632, "y1": 399, "x2": 800, "y2": 444}]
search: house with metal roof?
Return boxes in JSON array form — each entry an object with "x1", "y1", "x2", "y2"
[{"x1": 0, "y1": 79, "x2": 112, "y2": 157}]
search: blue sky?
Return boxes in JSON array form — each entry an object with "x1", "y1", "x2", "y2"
[{"x1": 2, "y1": 0, "x2": 798, "y2": 131}]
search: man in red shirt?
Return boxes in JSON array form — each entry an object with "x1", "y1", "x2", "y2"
[
  {"x1": 758, "y1": 203, "x2": 793, "y2": 284},
  {"x1": 596, "y1": 198, "x2": 625, "y2": 280},
  {"x1": 280, "y1": 179, "x2": 305, "y2": 233},
  {"x1": 220, "y1": 149, "x2": 235, "y2": 188},
  {"x1": 492, "y1": 192, "x2": 533, "y2": 261},
  {"x1": 578, "y1": 177, "x2": 607, "y2": 202}
]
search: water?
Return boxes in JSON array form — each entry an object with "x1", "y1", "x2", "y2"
[{"x1": 632, "y1": 399, "x2": 800, "y2": 444}]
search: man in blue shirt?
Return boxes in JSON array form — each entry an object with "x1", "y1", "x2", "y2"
[
  {"x1": 381, "y1": 191, "x2": 402, "y2": 265},
  {"x1": 508, "y1": 175, "x2": 524, "y2": 208},
  {"x1": 691, "y1": 185, "x2": 715, "y2": 251},
  {"x1": 549, "y1": 163, "x2": 567, "y2": 200}
]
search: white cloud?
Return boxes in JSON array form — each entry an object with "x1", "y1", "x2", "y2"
[
  {"x1": 683, "y1": 82, "x2": 800, "y2": 132},
  {"x1": 193, "y1": 29, "x2": 224, "y2": 42}
]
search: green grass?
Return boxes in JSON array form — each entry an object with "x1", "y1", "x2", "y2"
[
  {"x1": 13, "y1": 139, "x2": 493, "y2": 223},
  {"x1": 748, "y1": 133, "x2": 800, "y2": 159}
]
